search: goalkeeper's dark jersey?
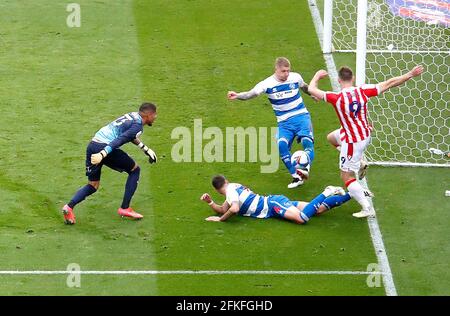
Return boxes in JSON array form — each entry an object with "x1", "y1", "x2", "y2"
[{"x1": 92, "y1": 112, "x2": 143, "y2": 154}]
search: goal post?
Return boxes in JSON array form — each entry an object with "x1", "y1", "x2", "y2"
[{"x1": 321, "y1": 0, "x2": 450, "y2": 168}]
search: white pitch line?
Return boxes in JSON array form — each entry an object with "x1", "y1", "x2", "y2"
[
  {"x1": 0, "y1": 270, "x2": 384, "y2": 275},
  {"x1": 308, "y1": 0, "x2": 398, "y2": 296}
]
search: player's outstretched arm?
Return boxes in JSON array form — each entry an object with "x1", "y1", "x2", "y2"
[
  {"x1": 308, "y1": 70, "x2": 329, "y2": 100},
  {"x1": 378, "y1": 65, "x2": 424, "y2": 94},
  {"x1": 227, "y1": 90, "x2": 259, "y2": 101}
]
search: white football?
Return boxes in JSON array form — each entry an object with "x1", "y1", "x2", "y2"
[{"x1": 291, "y1": 150, "x2": 310, "y2": 171}]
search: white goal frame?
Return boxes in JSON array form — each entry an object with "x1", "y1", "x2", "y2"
[{"x1": 322, "y1": 0, "x2": 449, "y2": 168}]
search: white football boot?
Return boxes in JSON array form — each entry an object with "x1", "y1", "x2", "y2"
[
  {"x1": 288, "y1": 174, "x2": 304, "y2": 189},
  {"x1": 352, "y1": 206, "x2": 376, "y2": 218}
]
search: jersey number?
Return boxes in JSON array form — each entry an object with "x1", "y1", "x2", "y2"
[
  {"x1": 113, "y1": 114, "x2": 132, "y2": 126},
  {"x1": 350, "y1": 101, "x2": 361, "y2": 119}
]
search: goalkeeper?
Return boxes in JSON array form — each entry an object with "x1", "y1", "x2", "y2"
[{"x1": 62, "y1": 103, "x2": 158, "y2": 225}]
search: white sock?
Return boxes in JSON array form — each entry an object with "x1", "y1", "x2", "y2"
[{"x1": 347, "y1": 179, "x2": 371, "y2": 210}]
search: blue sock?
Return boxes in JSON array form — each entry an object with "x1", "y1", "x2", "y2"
[
  {"x1": 301, "y1": 137, "x2": 315, "y2": 164},
  {"x1": 68, "y1": 184, "x2": 97, "y2": 209},
  {"x1": 300, "y1": 193, "x2": 326, "y2": 222},
  {"x1": 121, "y1": 167, "x2": 140, "y2": 209},
  {"x1": 278, "y1": 139, "x2": 296, "y2": 175},
  {"x1": 322, "y1": 193, "x2": 351, "y2": 211}
]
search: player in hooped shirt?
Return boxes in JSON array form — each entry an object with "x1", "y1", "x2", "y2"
[
  {"x1": 308, "y1": 65, "x2": 424, "y2": 218},
  {"x1": 200, "y1": 175, "x2": 352, "y2": 224},
  {"x1": 228, "y1": 57, "x2": 317, "y2": 189}
]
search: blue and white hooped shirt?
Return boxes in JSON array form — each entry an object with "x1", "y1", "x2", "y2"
[{"x1": 251, "y1": 72, "x2": 308, "y2": 122}]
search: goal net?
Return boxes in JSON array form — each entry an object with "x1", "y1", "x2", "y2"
[{"x1": 324, "y1": 0, "x2": 449, "y2": 167}]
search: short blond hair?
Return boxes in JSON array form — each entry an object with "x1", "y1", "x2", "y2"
[{"x1": 275, "y1": 57, "x2": 291, "y2": 68}]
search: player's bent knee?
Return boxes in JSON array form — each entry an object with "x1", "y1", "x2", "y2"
[
  {"x1": 131, "y1": 164, "x2": 140, "y2": 172},
  {"x1": 127, "y1": 164, "x2": 141, "y2": 175},
  {"x1": 294, "y1": 217, "x2": 305, "y2": 225},
  {"x1": 88, "y1": 181, "x2": 100, "y2": 190},
  {"x1": 327, "y1": 132, "x2": 337, "y2": 145},
  {"x1": 283, "y1": 207, "x2": 305, "y2": 224},
  {"x1": 340, "y1": 171, "x2": 355, "y2": 183}
]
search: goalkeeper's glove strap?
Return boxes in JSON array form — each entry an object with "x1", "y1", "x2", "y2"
[{"x1": 138, "y1": 142, "x2": 150, "y2": 153}]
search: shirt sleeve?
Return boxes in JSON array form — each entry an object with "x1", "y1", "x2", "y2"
[
  {"x1": 251, "y1": 80, "x2": 267, "y2": 96},
  {"x1": 294, "y1": 72, "x2": 304, "y2": 85},
  {"x1": 105, "y1": 123, "x2": 143, "y2": 154},
  {"x1": 360, "y1": 84, "x2": 381, "y2": 98},
  {"x1": 323, "y1": 91, "x2": 340, "y2": 106},
  {"x1": 225, "y1": 186, "x2": 240, "y2": 205}
]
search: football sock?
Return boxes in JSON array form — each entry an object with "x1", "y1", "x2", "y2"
[
  {"x1": 301, "y1": 137, "x2": 315, "y2": 164},
  {"x1": 121, "y1": 166, "x2": 141, "y2": 209},
  {"x1": 300, "y1": 193, "x2": 327, "y2": 222},
  {"x1": 68, "y1": 184, "x2": 97, "y2": 209},
  {"x1": 278, "y1": 139, "x2": 296, "y2": 175},
  {"x1": 346, "y1": 179, "x2": 371, "y2": 210},
  {"x1": 322, "y1": 193, "x2": 352, "y2": 210}
]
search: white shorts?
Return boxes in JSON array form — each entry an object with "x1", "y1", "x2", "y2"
[{"x1": 339, "y1": 137, "x2": 371, "y2": 173}]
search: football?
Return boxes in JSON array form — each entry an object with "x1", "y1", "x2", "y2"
[{"x1": 291, "y1": 150, "x2": 310, "y2": 172}]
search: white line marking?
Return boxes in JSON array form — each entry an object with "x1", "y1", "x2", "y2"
[
  {"x1": 308, "y1": 0, "x2": 398, "y2": 296},
  {"x1": 0, "y1": 270, "x2": 384, "y2": 275}
]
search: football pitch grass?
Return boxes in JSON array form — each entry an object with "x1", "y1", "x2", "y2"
[{"x1": 0, "y1": 0, "x2": 448, "y2": 295}]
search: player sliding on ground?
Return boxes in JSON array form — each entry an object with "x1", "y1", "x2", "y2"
[
  {"x1": 200, "y1": 175, "x2": 352, "y2": 224},
  {"x1": 227, "y1": 57, "x2": 316, "y2": 189},
  {"x1": 308, "y1": 65, "x2": 424, "y2": 218},
  {"x1": 61, "y1": 103, "x2": 158, "y2": 225}
]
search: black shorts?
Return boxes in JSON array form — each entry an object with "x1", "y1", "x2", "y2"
[{"x1": 85, "y1": 141, "x2": 135, "y2": 181}]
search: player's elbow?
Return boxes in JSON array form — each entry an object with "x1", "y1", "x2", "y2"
[{"x1": 229, "y1": 206, "x2": 240, "y2": 214}]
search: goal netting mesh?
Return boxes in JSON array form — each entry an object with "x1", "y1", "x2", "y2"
[{"x1": 329, "y1": 0, "x2": 449, "y2": 167}]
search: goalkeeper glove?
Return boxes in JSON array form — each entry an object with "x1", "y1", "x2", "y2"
[
  {"x1": 137, "y1": 142, "x2": 157, "y2": 164},
  {"x1": 91, "y1": 149, "x2": 107, "y2": 165}
]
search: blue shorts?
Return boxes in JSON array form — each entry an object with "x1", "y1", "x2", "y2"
[
  {"x1": 85, "y1": 141, "x2": 135, "y2": 181},
  {"x1": 277, "y1": 113, "x2": 314, "y2": 148},
  {"x1": 267, "y1": 195, "x2": 296, "y2": 218}
]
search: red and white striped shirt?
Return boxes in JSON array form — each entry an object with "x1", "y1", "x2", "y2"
[{"x1": 324, "y1": 84, "x2": 381, "y2": 143}]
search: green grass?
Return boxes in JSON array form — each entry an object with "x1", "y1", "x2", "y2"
[{"x1": 0, "y1": 0, "x2": 447, "y2": 296}]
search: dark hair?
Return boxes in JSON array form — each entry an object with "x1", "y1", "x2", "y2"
[
  {"x1": 139, "y1": 102, "x2": 157, "y2": 113},
  {"x1": 212, "y1": 175, "x2": 227, "y2": 190},
  {"x1": 338, "y1": 66, "x2": 353, "y2": 81}
]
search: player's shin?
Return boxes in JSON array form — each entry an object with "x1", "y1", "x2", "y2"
[
  {"x1": 301, "y1": 137, "x2": 314, "y2": 165},
  {"x1": 68, "y1": 184, "x2": 97, "y2": 209},
  {"x1": 300, "y1": 193, "x2": 327, "y2": 222},
  {"x1": 321, "y1": 193, "x2": 351, "y2": 211},
  {"x1": 278, "y1": 139, "x2": 296, "y2": 175},
  {"x1": 121, "y1": 166, "x2": 141, "y2": 209},
  {"x1": 345, "y1": 179, "x2": 371, "y2": 210}
]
